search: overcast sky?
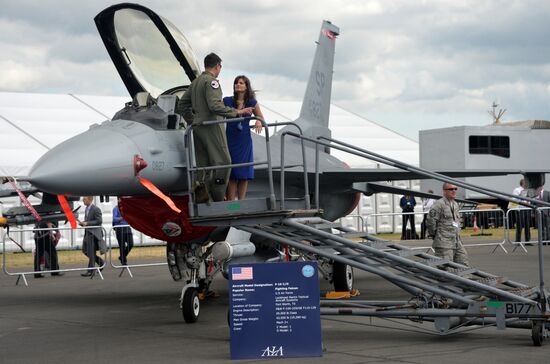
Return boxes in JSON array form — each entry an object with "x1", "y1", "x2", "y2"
[{"x1": 2, "y1": 0, "x2": 550, "y2": 140}]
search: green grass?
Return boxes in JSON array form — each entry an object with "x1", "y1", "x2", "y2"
[
  {"x1": 371, "y1": 227, "x2": 537, "y2": 241},
  {"x1": 1, "y1": 246, "x2": 166, "y2": 268}
]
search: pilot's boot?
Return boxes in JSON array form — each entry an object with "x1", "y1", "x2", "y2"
[{"x1": 193, "y1": 181, "x2": 211, "y2": 204}]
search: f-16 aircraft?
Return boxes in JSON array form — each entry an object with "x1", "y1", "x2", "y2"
[{"x1": 2, "y1": 3, "x2": 550, "y2": 340}]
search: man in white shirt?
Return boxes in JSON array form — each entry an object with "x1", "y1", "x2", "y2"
[
  {"x1": 511, "y1": 179, "x2": 530, "y2": 242},
  {"x1": 420, "y1": 190, "x2": 435, "y2": 239}
]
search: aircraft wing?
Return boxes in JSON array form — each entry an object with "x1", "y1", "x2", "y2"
[
  {"x1": 257, "y1": 168, "x2": 548, "y2": 186},
  {"x1": 352, "y1": 182, "x2": 477, "y2": 204},
  {"x1": 320, "y1": 168, "x2": 548, "y2": 185},
  {"x1": 0, "y1": 180, "x2": 38, "y2": 198}
]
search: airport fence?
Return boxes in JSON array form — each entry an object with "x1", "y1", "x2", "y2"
[
  {"x1": 2, "y1": 226, "x2": 108, "y2": 286},
  {"x1": 358, "y1": 208, "x2": 508, "y2": 253},
  {"x1": 107, "y1": 225, "x2": 167, "y2": 277},
  {"x1": 338, "y1": 214, "x2": 365, "y2": 232},
  {"x1": 2, "y1": 224, "x2": 168, "y2": 285},
  {"x1": 506, "y1": 206, "x2": 550, "y2": 253}
]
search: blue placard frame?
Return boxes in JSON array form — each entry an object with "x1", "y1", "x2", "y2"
[{"x1": 229, "y1": 261, "x2": 322, "y2": 360}]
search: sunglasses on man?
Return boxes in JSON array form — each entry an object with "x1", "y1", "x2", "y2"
[{"x1": 445, "y1": 188, "x2": 458, "y2": 191}]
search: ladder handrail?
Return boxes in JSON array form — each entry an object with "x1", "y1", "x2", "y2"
[
  {"x1": 183, "y1": 118, "x2": 311, "y2": 216},
  {"x1": 184, "y1": 116, "x2": 274, "y2": 216},
  {"x1": 319, "y1": 135, "x2": 550, "y2": 209},
  {"x1": 272, "y1": 130, "x2": 550, "y2": 209}
]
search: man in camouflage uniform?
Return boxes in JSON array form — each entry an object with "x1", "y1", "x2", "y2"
[
  {"x1": 426, "y1": 183, "x2": 469, "y2": 266},
  {"x1": 177, "y1": 53, "x2": 253, "y2": 202}
]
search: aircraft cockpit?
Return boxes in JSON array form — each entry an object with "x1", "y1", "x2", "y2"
[{"x1": 95, "y1": 3, "x2": 201, "y2": 99}]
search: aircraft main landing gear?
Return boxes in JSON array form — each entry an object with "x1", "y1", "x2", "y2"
[{"x1": 332, "y1": 261, "x2": 354, "y2": 292}]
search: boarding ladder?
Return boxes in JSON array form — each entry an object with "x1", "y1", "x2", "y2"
[
  {"x1": 185, "y1": 118, "x2": 550, "y2": 343},
  {"x1": 241, "y1": 216, "x2": 541, "y2": 307}
]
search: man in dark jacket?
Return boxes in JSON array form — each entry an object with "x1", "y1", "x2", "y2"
[
  {"x1": 400, "y1": 195, "x2": 416, "y2": 240},
  {"x1": 79, "y1": 196, "x2": 104, "y2": 276}
]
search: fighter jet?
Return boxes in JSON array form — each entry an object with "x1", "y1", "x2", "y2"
[{"x1": 2, "y1": 3, "x2": 548, "y2": 323}]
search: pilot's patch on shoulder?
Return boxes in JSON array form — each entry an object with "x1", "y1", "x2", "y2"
[
  {"x1": 429, "y1": 209, "x2": 437, "y2": 217},
  {"x1": 210, "y1": 80, "x2": 220, "y2": 89}
]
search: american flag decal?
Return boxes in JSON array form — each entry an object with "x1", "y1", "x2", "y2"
[
  {"x1": 232, "y1": 266, "x2": 253, "y2": 280},
  {"x1": 322, "y1": 29, "x2": 337, "y2": 40}
]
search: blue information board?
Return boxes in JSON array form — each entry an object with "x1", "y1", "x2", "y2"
[{"x1": 229, "y1": 261, "x2": 322, "y2": 360}]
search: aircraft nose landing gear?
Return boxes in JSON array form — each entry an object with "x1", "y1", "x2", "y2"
[
  {"x1": 172, "y1": 242, "x2": 220, "y2": 324},
  {"x1": 182, "y1": 285, "x2": 200, "y2": 323}
]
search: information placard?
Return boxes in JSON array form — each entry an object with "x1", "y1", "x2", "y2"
[{"x1": 229, "y1": 261, "x2": 322, "y2": 360}]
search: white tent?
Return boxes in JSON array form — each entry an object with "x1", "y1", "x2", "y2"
[
  {"x1": 0, "y1": 91, "x2": 418, "y2": 177},
  {"x1": 0, "y1": 91, "x2": 419, "y2": 237}
]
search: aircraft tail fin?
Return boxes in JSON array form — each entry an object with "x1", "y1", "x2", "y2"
[{"x1": 296, "y1": 20, "x2": 339, "y2": 138}]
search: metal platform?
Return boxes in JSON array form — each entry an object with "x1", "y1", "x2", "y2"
[{"x1": 189, "y1": 198, "x2": 317, "y2": 226}]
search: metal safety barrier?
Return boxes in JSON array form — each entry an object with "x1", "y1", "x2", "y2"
[
  {"x1": 363, "y1": 211, "x2": 425, "y2": 236},
  {"x1": 362, "y1": 208, "x2": 508, "y2": 253},
  {"x1": 2, "y1": 226, "x2": 107, "y2": 286},
  {"x1": 458, "y1": 208, "x2": 507, "y2": 253},
  {"x1": 107, "y1": 225, "x2": 167, "y2": 278},
  {"x1": 506, "y1": 206, "x2": 550, "y2": 253},
  {"x1": 338, "y1": 214, "x2": 365, "y2": 232}
]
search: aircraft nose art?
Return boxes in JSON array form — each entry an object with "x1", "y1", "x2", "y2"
[{"x1": 28, "y1": 127, "x2": 139, "y2": 196}]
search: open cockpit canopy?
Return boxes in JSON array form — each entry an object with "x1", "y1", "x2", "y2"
[{"x1": 95, "y1": 3, "x2": 201, "y2": 98}]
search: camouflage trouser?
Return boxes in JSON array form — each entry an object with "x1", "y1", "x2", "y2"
[{"x1": 433, "y1": 241, "x2": 469, "y2": 266}]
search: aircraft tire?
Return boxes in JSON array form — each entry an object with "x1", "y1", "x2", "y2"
[
  {"x1": 182, "y1": 288, "x2": 200, "y2": 323},
  {"x1": 333, "y1": 262, "x2": 353, "y2": 292},
  {"x1": 532, "y1": 321, "x2": 545, "y2": 346}
]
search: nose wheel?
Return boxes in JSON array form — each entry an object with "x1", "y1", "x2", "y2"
[{"x1": 182, "y1": 287, "x2": 200, "y2": 323}]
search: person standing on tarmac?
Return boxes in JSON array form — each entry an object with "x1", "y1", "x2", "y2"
[
  {"x1": 426, "y1": 183, "x2": 469, "y2": 266},
  {"x1": 177, "y1": 52, "x2": 253, "y2": 202}
]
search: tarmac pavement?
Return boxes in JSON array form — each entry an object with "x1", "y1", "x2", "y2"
[{"x1": 1, "y1": 241, "x2": 550, "y2": 363}]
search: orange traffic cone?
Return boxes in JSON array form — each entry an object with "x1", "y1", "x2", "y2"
[{"x1": 473, "y1": 216, "x2": 479, "y2": 233}]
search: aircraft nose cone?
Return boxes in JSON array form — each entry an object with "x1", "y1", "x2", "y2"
[{"x1": 29, "y1": 126, "x2": 139, "y2": 196}]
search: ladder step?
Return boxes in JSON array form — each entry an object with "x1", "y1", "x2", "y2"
[
  {"x1": 341, "y1": 232, "x2": 370, "y2": 239},
  {"x1": 365, "y1": 241, "x2": 390, "y2": 249},
  {"x1": 418, "y1": 258, "x2": 450, "y2": 267},
  {"x1": 311, "y1": 222, "x2": 342, "y2": 230},
  {"x1": 471, "y1": 276, "x2": 507, "y2": 286},
  {"x1": 446, "y1": 267, "x2": 478, "y2": 277},
  {"x1": 505, "y1": 286, "x2": 537, "y2": 297},
  {"x1": 390, "y1": 249, "x2": 424, "y2": 258}
]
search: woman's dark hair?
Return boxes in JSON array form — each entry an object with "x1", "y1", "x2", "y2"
[{"x1": 233, "y1": 75, "x2": 255, "y2": 105}]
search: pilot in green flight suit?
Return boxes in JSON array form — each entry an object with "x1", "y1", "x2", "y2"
[{"x1": 177, "y1": 53, "x2": 253, "y2": 202}]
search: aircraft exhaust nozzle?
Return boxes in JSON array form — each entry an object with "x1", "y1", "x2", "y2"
[{"x1": 211, "y1": 241, "x2": 256, "y2": 261}]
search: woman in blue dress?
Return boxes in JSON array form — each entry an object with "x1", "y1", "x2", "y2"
[{"x1": 223, "y1": 75, "x2": 264, "y2": 200}]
